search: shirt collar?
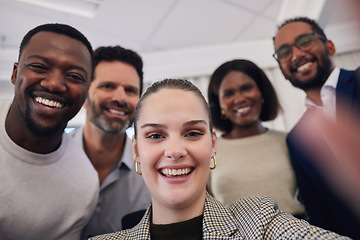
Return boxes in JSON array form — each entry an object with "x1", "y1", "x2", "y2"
[
  {"x1": 325, "y1": 67, "x2": 340, "y2": 89},
  {"x1": 74, "y1": 125, "x2": 134, "y2": 171},
  {"x1": 305, "y1": 67, "x2": 339, "y2": 107},
  {"x1": 120, "y1": 132, "x2": 134, "y2": 170}
]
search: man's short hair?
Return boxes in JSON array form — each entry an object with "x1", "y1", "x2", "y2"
[
  {"x1": 93, "y1": 46, "x2": 144, "y2": 95},
  {"x1": 19, "y1": 23, "x2": 94, "y2": 65},
  {"x1": 273, "y1": 17, "x2": 328, "y2": 42}
]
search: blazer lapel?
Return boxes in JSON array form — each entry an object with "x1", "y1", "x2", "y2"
[
  {"x1": 336, "y1": 68, "x2": 359, "y2": 118},
  {"x1": 125, "y1": 205, "x2": 152, "y2": 240},
  {"x1": 203, "y1": 193, "x2": 243, "y2": 239}
]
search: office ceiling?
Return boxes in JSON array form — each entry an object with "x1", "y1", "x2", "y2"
[{"x1": 0, "y1": 0, "x2": 359, "y2": 83}]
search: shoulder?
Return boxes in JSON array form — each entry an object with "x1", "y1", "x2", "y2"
[
  {"x1": 204, "y1": 194, "x2": 279, "y2": 234},
  {"x1": 62, "y1": 132, "x2": 86, "y2": 156},
  {"x1": 89, "y1": 217, "x2": 149, "y2": 240},
  {"x1": 61, "y1": 133, "x2": 97, "y2": 178},
  {"x1": 205, "y1": 195, "x2": 284, "y2": 238},
  {"x1": 90, "y1": 205, "x2": 152, "y2": 240},
  {"x1": 286, "y1": 109, "x2": 312, "y2": 141},
  {"x1": 339, "y1": 68, "x2": 356, "y2": 76},
  {"x1": 266, "y1": 129, "x2": 287, "y2": 139},
  {"x1": 67, "y1": 125, "x2": 84, "y2": 140},
  {"x1": 0, "y1": 99, "x2": 12, "y2": 119},
  {"x1": 338, "y1": 68, "x2": 359, "y2": 84},
  {"x1": 89, "y1": 229, "x2": 131, "y2": 240},
  {"x1": 225, "y1": 196, "x2": 347, "y2": 239},
  {"x1": 226, "y1": 195, "x2": 279, "y2": 218}
]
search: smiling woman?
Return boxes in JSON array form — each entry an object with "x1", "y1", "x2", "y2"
[
  {"x1": 132, "y1": 81, "x2": 215, "y2": 221},
  {"x1": 207, "y1": 59, "x2": 305, "y2": 218},
  {"x1": 90, "y1": 78, "x2": 349, "y2": 240}
]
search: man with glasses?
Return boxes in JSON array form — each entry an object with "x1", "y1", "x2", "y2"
[{"x1": 273, "y1": 17, "x2": 360, "y2": 239}]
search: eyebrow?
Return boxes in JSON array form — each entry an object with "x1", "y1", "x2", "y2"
[
  {"x1": 140, "y1": 120, "x2": 208, "y2": 129},
  {"x1": 183, "y1": 120, "x2": 207, "y2": 127},
  {"x1": 140, "y1": 123, "x2": 166, "y2": 129}
]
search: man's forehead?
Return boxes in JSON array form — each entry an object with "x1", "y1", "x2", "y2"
[
  {"x1": 23, "y1": 32, "x2": 90, "y2": 58},
  {"x1": 24, "y1": 31, "x2": 89, "y2": 55},
  {"x1": 275, "y1": 22, "x2": 312, "y2": 45},
  {"x1": 93, "y1": 61, "x2": 140, "y2": 85},
  {"x1": 27, "y1": 31, "x2": 64, "y2": 44}
]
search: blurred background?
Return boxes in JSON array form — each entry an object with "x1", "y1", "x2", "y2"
[{"x1": 1, "y1": 0, "x2": 359, "y2": 131}]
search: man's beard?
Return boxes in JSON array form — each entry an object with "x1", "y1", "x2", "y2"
[
  {"x1": 285, "y1": 55, "x2": 333, "y2": 91},
  {"x1": 86, "y1": 99, "x2": 132, "y2": 135},
  {"x1": 23, "y1": 103, "x2": 65, "y2": 137},
  {"x1": 18, "y1": 87, "x2": 68, "y2": 137}
]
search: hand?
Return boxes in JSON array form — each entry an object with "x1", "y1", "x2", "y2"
[{"x1": 294, "y1": 103, "x2": 360, "y2": 219}]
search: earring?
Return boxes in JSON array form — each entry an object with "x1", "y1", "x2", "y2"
[
  {"x1": 135, "y1": 161, "x2": 142, "y2": 175},
  {"x1": 210, "y1": 156, "x2": 216, "y2": 170},
  {"x1": 221, "y1": 109, "x2": 227, "y2": 120}
]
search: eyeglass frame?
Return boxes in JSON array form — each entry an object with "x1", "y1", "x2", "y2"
[{"x1": 273, "y1": 32, "x2": 327, "y2": 62}]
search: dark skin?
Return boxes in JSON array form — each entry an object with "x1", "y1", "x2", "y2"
[
  {"x1": 6, "y1": 32, "x2": 92, "y2": 154},
  {"x1": 218, "y1": 71, "x2": 266, "y2": 139},
  {"x1": 274, "y1": 22, "x2": 336, "y2": 105}
]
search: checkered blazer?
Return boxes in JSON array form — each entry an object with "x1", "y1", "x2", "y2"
[{"x1": 89, "y1": 193, "x2": 349, "y2": 239}]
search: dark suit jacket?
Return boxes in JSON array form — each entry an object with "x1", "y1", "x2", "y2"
[
  {"x1": 287, "y1": 68, "x2": 360, "y2": 239},
  {"x1": 90, "y1": 193, "x2": 348, "y2": 239}
]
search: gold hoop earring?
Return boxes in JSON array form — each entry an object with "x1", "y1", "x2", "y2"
[
  {"x1": 135, "y1": 161, "x2": 142, "y2": 175},
  {"x1": 221, "y1": 109, "x2": 227, "y2": 120},
  {"x1": 210, "y1": 156, "x2": 216, "y2": 170}
]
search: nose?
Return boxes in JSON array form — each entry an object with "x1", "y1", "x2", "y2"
[
  {"x1": 291, "y1": 45, "x2": 306, "y2": 62},
  {"x1": 233, "y1": 91, "x2": 246, "y2": 105},
  {"x1": 112, "y1": 86, "x2": 127, "y2": 103},
  {"x1": 40, "y1": 71, "x2": 67, "y2": 92},
  {"x1": 164, "y1": 136, "x2": 187, "y2": 160}
]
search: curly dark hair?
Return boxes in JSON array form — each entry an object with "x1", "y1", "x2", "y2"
[{"x1": 207, "y1": 59, "x2": 281, "y2": 133}]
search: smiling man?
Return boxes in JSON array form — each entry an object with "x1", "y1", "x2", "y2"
[
  {"x1": 0, "y1": 23, "x2": 99, "y2": 240},
  {"x1": 70, "y1": 46, "x2": 151, "y2": 239},
  {"x1": 273, "y1": 17, "x2": 360, "y2": 238}
]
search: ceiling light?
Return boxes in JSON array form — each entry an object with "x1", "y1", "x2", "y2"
[{"x1": 16, "y1": 0, "x2": 103, "y2": 18}]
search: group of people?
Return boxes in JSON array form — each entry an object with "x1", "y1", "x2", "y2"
[{"x1": 0, "y1": 15, "x2": 359, "y2": 240}]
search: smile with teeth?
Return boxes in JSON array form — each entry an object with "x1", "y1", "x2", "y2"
[
  {"x1": 160, "y1": 168, "x2": 192, "y2": 178},
  {"x1": 35, "y1": 97, "x2": 63, "y2": 108},
  {"x1": 109, "y1": 108, "x2": 126, "y2": 116},
  {"x1": 235, "y1": 106, "x2": 250, "y2": 113},
  {"x1": 297, "y1": 62, "x2": 313, "y2": 72}
]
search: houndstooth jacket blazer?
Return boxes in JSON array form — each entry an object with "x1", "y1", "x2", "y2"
[{"x1": 89, "y1": 193, "x2": 349, "y2": 240}]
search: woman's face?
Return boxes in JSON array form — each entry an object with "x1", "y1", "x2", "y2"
[
  {"x1": 133, "y1": 88, "x2": 216, "y2": 216},
  {"x1": 219, "y1": 71, "x2": 263, "y2": 128}
]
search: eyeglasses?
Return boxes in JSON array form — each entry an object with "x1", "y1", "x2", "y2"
[{"x1": 273, "y1": 32, "x2": 326, "y2": 62}]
